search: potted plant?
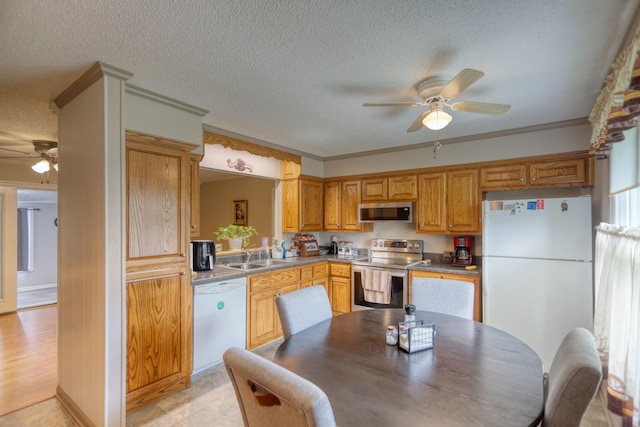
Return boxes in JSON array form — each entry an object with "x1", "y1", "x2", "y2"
[{"x1": 214, "y1": 224, "x2": 258, "y2": 250}]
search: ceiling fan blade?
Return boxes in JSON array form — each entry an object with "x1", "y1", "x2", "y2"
[
  {"x1": 440, "y1": 69, "x2": 485, "y2": 99},
  {"x1": 450, "y1": 101, "x2": 511, "y2": 115},
  {"x1": 407, "y1": 110, "x2": 430, "y2": 133},
  {"x1": 0, "y1": 146, "x2": 37, "y2": 156},
  {"x1": 363, "y1": 102, "x2": 425, "y2": 107}
]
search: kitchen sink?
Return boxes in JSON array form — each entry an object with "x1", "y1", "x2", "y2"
[{"x1": 225, "y1": 260, "x2": 285, "y2": 270}]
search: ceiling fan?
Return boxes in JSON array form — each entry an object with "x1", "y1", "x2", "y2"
[
  {"x1": 0, "y1": 140, "x2": 58, "y2": 173},
  {"x1": 363, "y1": 69, "x2": 511, "y2": 132}
]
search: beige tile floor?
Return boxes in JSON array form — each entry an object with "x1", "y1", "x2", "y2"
[{"x1": 0, "y1": 338, "x2": 610, "y2": 426}]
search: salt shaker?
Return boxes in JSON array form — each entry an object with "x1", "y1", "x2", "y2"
[
  {"x1": 386, "y1": 325, "x2": 398, "y2": 345},
  {"x1": 404, "y1": 304, "x2": 416, "y2": 322}
]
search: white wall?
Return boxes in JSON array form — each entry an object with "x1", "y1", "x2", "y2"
[
  {"x1": 324, "y1": 122, "x2": 591, "y2": 176},
  {"x1": 125, "y1": 86, "x2": 207, "y2": 154},
  {"x1": 16, "y1": 202, "x2": 57, "y2": 289}
]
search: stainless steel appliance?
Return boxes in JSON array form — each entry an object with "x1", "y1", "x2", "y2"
[
  {"x1": 352, "y1": 239, "x2": 423, "y2": 311},
  {"x1": 358, "y1": 202, "x2": 413, "y2": 223},
  {"x1": 191, "y1": 240, "x2": 215, "y2": 271}
]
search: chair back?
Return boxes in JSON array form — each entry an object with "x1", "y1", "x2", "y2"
[
  {"x1": 224, "y1": 347, "x2": 337, "y2": 427},
  {"x1": 543, "y1": 327, "x2": 602, "y2": 427},
  {"x1": 410, "y1": 278, "x2": 474, "y2": 319},
  {"x1": 276, "y1": 285, "x2": 333, "y2": 339}
]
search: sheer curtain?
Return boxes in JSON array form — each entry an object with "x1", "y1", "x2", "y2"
[{"x1": 594, "y1": 223, "x2": 640, "y2": 426}]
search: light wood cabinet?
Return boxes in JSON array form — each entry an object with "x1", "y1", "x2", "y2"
[
  {"x1": 323, "y1": 180, "x2": 372, "y2": 232},
  {"x1": 125, "y1": 131, "x2": 193, "y2": 413},
  {"x1": 282, "y1": 176, "x2": 323, "y2": 232},
  {"x1": 408, "y1": 270, "x2": 482, "y2": 322},
  {"x1": 416, "y1": 168, "x2": 480, "y2": 234},
  {"x1": 417, "y1": 172, "x2": 447, "y2": 233},
  {"x1": 301, "y1": 262, "x2": 330, "y2": 297},
  {"x1": 447, "y1": 168, "x2": 480, "y2": 234},
  {"x1": 329, "y1": 262, "x2": 351, "y2": 315},
  {"x1": 247, "y1": 267, "x2": 301, "y2": 349},
  {"x1": 362, "y1": 175, "x2": 417, "y2": 201},
  {"x1": 480, "y1": 156, "x2": 589, "y2": 190},
  {"x1": 189, "y1": 156, "x2": 201, "y2": 238}
]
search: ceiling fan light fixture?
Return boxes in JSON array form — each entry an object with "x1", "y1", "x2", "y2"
[
  {"x1": 32, "y1": 159, "x2": 50, "y2": 173},
  {"x1": 423, "y1": 108, "x2": 452, "y2": 130}
]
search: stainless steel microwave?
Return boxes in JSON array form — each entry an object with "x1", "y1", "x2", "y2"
[{"x1": 358, "y1": 202, "x2": 413, "y2": 223}]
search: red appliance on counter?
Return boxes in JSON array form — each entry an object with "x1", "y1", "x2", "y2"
[{"x1": 452, "y1": 236, "x2": 474, "y2": 266}]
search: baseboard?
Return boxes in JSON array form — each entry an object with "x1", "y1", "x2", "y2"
[
  {"x1": 17, "y1": 283, "x2": 57, "y2": 292},
  {"x1": 56, "y1": 386, "x2": 96, "y2": 427}
]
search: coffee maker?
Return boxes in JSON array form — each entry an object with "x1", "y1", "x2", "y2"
[
  {"x1": 452, "y1": 236, "x2": 474, "y2": 266},
  {"x1": 191, "y1": 240, "x2": 215, "y2": 271}
]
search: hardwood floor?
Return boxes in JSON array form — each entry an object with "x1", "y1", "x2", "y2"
[{"x1": 0, "y1": 305, "x2": 57, "y2": 416}]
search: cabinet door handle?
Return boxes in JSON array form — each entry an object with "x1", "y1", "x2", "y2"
[
  {"x1": 181, "y1": 272, "x2": 187, "y2": 276},
  {"x1": 520, "y1": 177, "x2": 525, "y2": 182},
  {"x1": 191, "y1": 224, "x2": 197, "y2": 229},
  {"x1": 180, "y1": 253, "x2": 186, "y2": 257},
  {"x1": 531, "y1": 176, "x2": 537, "y2": 181}
]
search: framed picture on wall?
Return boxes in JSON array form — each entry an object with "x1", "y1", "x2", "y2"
[
  {"x1": 299, "y1": 239, "x2": 320, "y2": 256},
  {"x1": 233, "y1": 200, "x2": 248, "y2": 225}
]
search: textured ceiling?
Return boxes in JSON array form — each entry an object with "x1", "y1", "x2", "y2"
[{"x1": 0, "y1": 1, "x2": 638, "y2": 161}]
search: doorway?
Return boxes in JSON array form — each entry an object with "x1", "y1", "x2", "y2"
[{"x1": 16, "y1": 189, "x2": 58, "y2": 309}]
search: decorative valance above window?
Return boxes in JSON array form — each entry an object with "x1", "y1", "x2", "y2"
[{"x1": 589, "y1": 29, "x2": 640, "y2": 159}]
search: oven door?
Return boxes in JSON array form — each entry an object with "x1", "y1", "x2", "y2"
[{"x1": 351, "y1": 265, "x2": 407, "y2": 311}]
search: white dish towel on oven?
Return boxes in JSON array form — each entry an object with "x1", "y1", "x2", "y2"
[{"x1": 362, "y1": 269, "x2": 392, "y2": 304}]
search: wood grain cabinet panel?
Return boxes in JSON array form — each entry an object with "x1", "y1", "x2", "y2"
[
  {"x1": 479, "y1": 156, "x2": 589, "y2": 190},
  {"x1": 329, "y1": 262, "x2": 351, "y2": 315},
  {"x1": 247, "y1": 267, "x2": 301, "y2": 349},
  {"x1": 125, "y1": 131, "x2": 193, "y2": 413},
  {"x1": 417, "y1": 172, "x2": 447, "y2": 233},
  {"x1": 282, "y1": 177, "x2": 323, "y2": 232},
  {"x1": 362, "y1": 175, "x2": 417, "y2": 201},
  {"x1": 447, "y1": 168, "x2": 480, "y2": 234},
  {"x1": 388, "y1": 175, "x2": 417, "y2": 200},
  {"x1": 529, "y1": 158, "x2": 586, "y2": 186},
  {"x1": 323, "y1": 181, "x2": 342, "y2": 230}
]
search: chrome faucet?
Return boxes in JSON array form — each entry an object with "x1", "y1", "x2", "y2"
[{"x1": 244, "y1": 245, "x2": 261, "y2": 263}]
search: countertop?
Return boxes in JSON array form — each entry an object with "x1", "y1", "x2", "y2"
[
  {"x1": 192, "y1": 254, "x2": 480, "y2": 285},
  {"x1": 191, "y1": 254, "x2": 365, "y2": 285}
]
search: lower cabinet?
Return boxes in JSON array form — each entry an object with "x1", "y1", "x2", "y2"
[
  {"x1": 301, "y1": 262, "x2": 330, "y2": 297},
  {"x1": 247, "y1": 267, "x2": 301, "y2": 349},
  {"x1": 408, "y1": 270, "x2": 482, "y2": 322},
  {"x1": 126, "y1": 270, "x2": 192, "y2": 412},
  {"x1": 329, "y1": 262, "x2": 352, "y2": 315}
]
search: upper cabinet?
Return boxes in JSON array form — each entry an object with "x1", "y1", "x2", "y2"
[
  {"x1": 362, "y1": 174, "x2": 417, "y2": 201},
  {"x1": 416, "y1": 168, "x2": 480, "y2": 235},
  {"x1": 323, "y1": 179, "x2": 372, "y2": 232},
  {"x1": 282, "y1": 176, "x2": 323, "y2": 232},
  {"x1": 479, "y1": 154, "x2": 592, "y2": 190}
]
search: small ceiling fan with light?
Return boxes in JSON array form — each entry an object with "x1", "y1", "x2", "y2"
[
  {"x1": 0, "y1": 140, "x2": 58, "y2": 173},
  {"x1": 363, "y1": 69, "x2": 511, "y2": 132}
]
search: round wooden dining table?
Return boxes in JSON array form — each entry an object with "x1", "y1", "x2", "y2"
[{"x1": 272, "y1": 309, "x2": 544, "y2": 426}]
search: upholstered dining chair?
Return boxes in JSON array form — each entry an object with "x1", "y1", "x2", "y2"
[
  {"x1": 542, "y1": 327, "x2": 602, "y2": 427},
  {"x1": 410, "y1": 278, "x2": 474, "y2": 319},
  {"x1": 223, "y1": 347, "x2": 337, "y2": 427},
  {"x1": 275, "y1": 285, "x2": 333, "y2": 339}
]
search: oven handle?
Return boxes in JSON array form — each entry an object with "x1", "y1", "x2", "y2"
[{"x1": 352, "y1": 265, "x2": 407, "y2": 278}]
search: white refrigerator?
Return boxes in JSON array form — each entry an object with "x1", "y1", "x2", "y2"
[{"x1": 482, "y1": 196, "x2": 593, "y2": 371}]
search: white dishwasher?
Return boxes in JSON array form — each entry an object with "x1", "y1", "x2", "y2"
[{"x1": 193, "y1": 277, "x2": 247, "y2": 375}]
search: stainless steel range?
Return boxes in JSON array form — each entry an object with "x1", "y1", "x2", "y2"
[{"x1": 352, "y1": 239, "x2": 423, "y2": 311}]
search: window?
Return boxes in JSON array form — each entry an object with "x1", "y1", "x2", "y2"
[{"x1": 610, "y1": 124, "x2": 640, "y2": 226}]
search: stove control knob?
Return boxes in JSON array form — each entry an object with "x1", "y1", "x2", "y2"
[{"x1": 407, "y1": 242, "x2": 413, "y2": 248}]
